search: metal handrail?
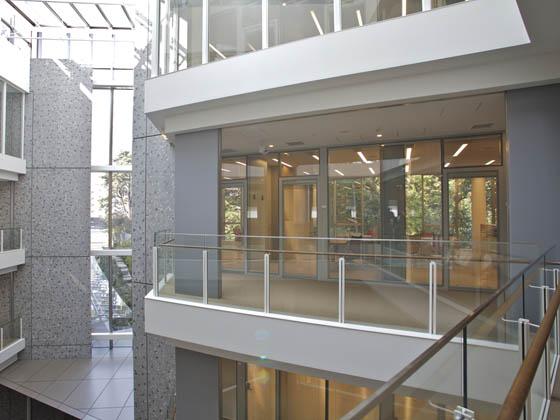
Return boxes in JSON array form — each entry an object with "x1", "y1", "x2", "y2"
[
  {"x1": 340, "y1": 245, "x2": 555, "y2": 419},
  {"x1": 156, "y1": 243, "x2": 532, "y2": 265},
  {"x1": 497, "y1": 286, "x2": 560, "y2": 420}
]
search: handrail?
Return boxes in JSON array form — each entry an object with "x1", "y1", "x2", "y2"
[
  {"x1": 497, "y1": 286, "x2": 560, "y2": 420},
  {"x1": 340, "y1": 245, "x2": 555, "y2": 419},
  {"x1": 156, "y1": 243, "x2": 532, "y2": 265}
]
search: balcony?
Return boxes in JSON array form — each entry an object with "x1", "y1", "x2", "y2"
[
  {"x1": 0, "y1": 318, "x2": 24, "y2": 372},
  {"x1": 0, "y1": 80, "x2": 26, "y2": 181},
  {"x1": 145, "y1": 234, "x2": 548, "y2": 390},
  {"x1": 0, "y1": 228, "x2": 25, "y2": 273}
]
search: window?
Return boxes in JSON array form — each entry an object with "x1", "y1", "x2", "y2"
[
  {"x1": 0, "y1": 81, "x2": 24, "y2": 159},
  {"x1": 443, "y1": 135, "x2": 502, "y2": 168}
]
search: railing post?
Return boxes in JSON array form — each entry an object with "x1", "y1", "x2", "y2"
[
  {"x1": 0, "y1": 229, "x2": 4, "y2": 253},
  {"x1": 542, "y1": 286, "x2": 551, "y2": 400},
  {"x1": 462, "y1": 326, "x2": 468, "y2": 409},
  {"x1": 518, "y1": 318, "x2": 531, "y2": 420},
  {"x1": 0, "y1": 327, "x2": 3, "y2": 350},
  {"x1": 338, "y1": 257, "x2": 345, "y2": 323},
  {"x1": 555, "y1": 269, "x2": 560, "y2": 358},
  {"x1": 152, "y1": 246, "x2": 158, "y2": 296},
  {"x1": 202, "y1": 249, "x2": 208, "y2": 304},
  {"x1": 264, "y1": 253, "x2": 270, "y2": 313},
  {"x1": 429, "y1": 261, "x2": 437, "y2": 334}
]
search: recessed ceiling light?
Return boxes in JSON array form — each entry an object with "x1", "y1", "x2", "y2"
[
  {"x1": 334, "y1": 169, "x2": 344, "y2": 176},
  {"x1": 268, "y1": 144, "x2": 275, "y2": 148},
  {"x1": 406, "y1": 147, "x2": 412, "y2": 161},
  {"x1": 405, "y1": 164, "x2": 410, "y2": 173},
  {"x1": 376, "y1": 133, "x2": 383, "y2": 138},
  {"x1": 303, "y1": 171, "x2": 310, "y2": 175},
  {"x1": 357, "y1": 151, "x2": 371, "y2": 164},
  {"x1": 356, "y1": 9, "x2": 363, "y2": 27},
  {"x1": 272, "y1": 158, "x2": 279, "y2": 162},
  {"x1": 485, "y1": 159, "x2": 495, "y2": 166},
  {"x1": 221, "y1": 168, "x2": 231, "y2": 172},
  {"x1": 444, "y1": 162, "x2": 450, "y2": 168},
  {"x1": 310, "y1": 10, "x2": 324, "y2": 35},
  {"x1": 312, "y1": 154, "x2": 320, "y2": 161},
  {"x1": 453, "y1": 143, "x2": 468, "y2": 157},
  {"x1": 368, "y1": 167, "x2": 375, "y2": 175},
  {"x1": 281, "y1": 161, "x2": 293, "y2": 168},
  {"x1": 235, "y1": 161, "x2": 246, "y2": 166},
  {"x1": 282, "y1": 1, "x2": 286, "y2": 5}
]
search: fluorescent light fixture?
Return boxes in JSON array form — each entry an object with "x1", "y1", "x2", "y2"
[
  {"x1": 376, "y1": 133, "x2": 383, "y2": 138},
  {"x1": 453, "y1": 143, "x2": 468, "y2": 157},
  {"x1": 405, "y1": 164, "x2": 409, "y2": 173},
  {"x1": 485, "y1": 159, "x2": 495, "y2": 166},
  {"x1": 356, "y1": 10, "x2": 363, "y2": 26},
  {"x1": 310, "y1": 10, "x2": 324, "y2": 35},
  {"x1": 221, "y1": 168, "x2": 231, "y2": 172},
  {"x1": 235, "y1": 161, "x2": 246, "y2": 166},
  {"x1": 303, "y1": 171, "x2": 310, "y2": 175},
  {"x1": 247, "y1": 43, "x2": 256, "y2": 52},
  {"x1": 312, "y1": 154, "x2": 320, "y2": 161},
  {"x1": 209, "y1": 43, "x2": 226, "y2": 60},
  {"x1": 444, "y1": 162, "x2": 450, "y2": 168},
  {"x1": 406, "y1": 147, "x2": 412, "y2": 161},
  {"x1": 282, "y1": 1, "x2": 287, "y2": 5},
  {"x1": 162, "y1": 133, "x2": 168, "y2": 140},
  {"x1": 268, "y1": 144, "x2": 275, "y2": 148},
  {"x1": 334, "y1": 169, "x2": 344, "y2": 176},
  {"x1": 223, "y1": 176, "x2": 231, "y2": 180},
  {"x1": 281, "y1": 161, "x2": 293, "y2": 168},
  {"x1": 272, "y1": 158, "x2": 279, "y2": 162},
  {"x1": 368, "y1": 167, "x2": 375, "y2": 175},
  {"x1": 357, "y1": 151, "x2": 371, "y2": 164}
]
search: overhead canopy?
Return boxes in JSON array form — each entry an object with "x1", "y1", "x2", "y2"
[{"x1": 8, "y1": 0, "x2": 134, "y2": 30}]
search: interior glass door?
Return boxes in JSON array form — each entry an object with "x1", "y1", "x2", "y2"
[
  {"x1": 447, "y1": 173, "x2": 499, "y2": 289},
  {"x1": 221, "y1": 182, "x2": 246, "y2": 272},
  {"x1": 281, "y1": 179, "x2": 318, "y2": 278}
]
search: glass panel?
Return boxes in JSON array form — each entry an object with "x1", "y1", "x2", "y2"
[
  {"x1": 448, "y1": 175, "x2": 499, "y2": 289},
  {"x1": 342, "y1": 0, "x2": 422, "y2": 30},
  {"x1": 209, "y1": 0, "x2": 261, "y2": 62},
  {"x1": 91, "y1": 172, "x2": 109, "y2": 250},
  {"x1": 328, "y1": 381, "x2": 377, "y2": 420},
  {"x1": 5, "y1": 84, "x2": 23, "y2": 158},
  {"x1": 91, "y1": 256, "x2": 133, "y2": 334},
  {"x1": 49, "y1": 3, "x2": 86, "y2": 27},
  {"x1": 0, "y1": 318, "x2": 21, "y2": 350},
  {"x1": 75, "y1": 4, "x2": 109, "y2": 28},
  {"x1": 247, "y1": 155, "x2": 280, "y2": 273},
  {"x1": 432, "y1": 0, "x2": 465, "y2": 8},
  {"x1": 221, "y1": 184, "x2": 245, "y2": 271},
  {"x1": 279, "y1": 371, "x2": 325, "y2": 419},
  {"x1": 2, "y1": 228, "x2": 21, "y2": 251},
  {"x1": 269, "y1": 0, "x2": 333, "y2": 47},
  {"x1": 159, "y1": 0, "x2": 203, "y2": 74},
  {"x1": 111, "y1": 89, "x2": 133, "y2": 165},
  {"x1": 281, "y1": 181, "x2": 317, "y2": 278},
  {"x1": 222, "y1": 157, "x2": 247, "y2": 180},
  {"x1": 247, "y1": 364, "x2": 276, "y2": 420},
  {"x1": 444, "y1": 135, "x2": 502, "y2": 168},
  {"x1": 0, "y1": 83, "x2": 3, "y2": 145},
  {"x1": 279, "y1": 150, "x2": 319, "y2": 177},
  {"x1": 111, "y1": 171, "x2": 132, "y2": 248},
  {"x1": 221, "y1": 359, "x2": 238, "y2": 420},
  {"x1": 91, "y1": 89, "x2": 111, "y2": 166},
  {"x1": 101, "y1": 5, "x2": 132, "y2": 28}
]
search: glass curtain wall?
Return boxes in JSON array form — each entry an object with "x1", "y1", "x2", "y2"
[
  {"x1": 157, "y1": 0, "x2": 465, "y2": 74},
  {"x1": 0, "y1": 80, "x2": 25, "y2": 159},
  {"x1": 90, "y1": 84, "x2": 133, "y2": 346}
]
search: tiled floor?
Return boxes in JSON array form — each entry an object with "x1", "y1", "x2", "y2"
[{"x1": 0, "y1": 347, "x2": 133, "y2": 420}]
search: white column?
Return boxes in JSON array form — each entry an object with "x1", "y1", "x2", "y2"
[
  {"x1": 202, "y1": 0, "x2": 209, "y2": 63},
  {"x1": 20, "y1": 93, "x2": 25, "y2": 159},
  {"x1": 334, "y1": 0, "x2": 342, "y2": 32},
  {"x1": 1, "y1": 81, "x2": 6, "y2": 155},
  {"x1": 422, "y1": 0, "x2": 432, "y2": 12},
  {"x1": 262, "y1": 0, "x2": 269, "y2": 48}
]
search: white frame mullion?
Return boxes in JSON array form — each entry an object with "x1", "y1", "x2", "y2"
[
  {"x1": 1, "y1": 81, "x2": 6, "y2": 155},
  {"x1": 20, "y1": 93, "x2": 25, "y2": 159},
  {"x1": 202, "y1": 0, "x2": 209, "y2": 64},
  {"x1": 152, "y1": 0, "x2": 161, "y2": 76},
  {"x1": 333, "y1": 0, "x2": 342, "y2": 32},
  {"x1": 262, "y1": 0, "x2": 269, "y2": 48},
  {"x1": 422, "y1": 0, "x2": 432, "y2": 11}
]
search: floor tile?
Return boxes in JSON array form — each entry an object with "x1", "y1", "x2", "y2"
[
  {"x1": 43, "y1": 380, "x2": 81, "y2": 402},
  {"x1": 64, "y1": 379, "x2": 110, "y2": 410},
  {"x1": 112, "y1": 357, "x2": 133, "y2": 379},
  {"x1": 117, "y1": 406, "x2": 134, "y2": 420},
  {"x1": 87, "y1": 407, "x2": 123, "y2": 420},
  {"x1": 92, "y1": 379, "x2": 133, "y2": 409},
  {"x1": 86, "y1": 358, "x2": 126, "y2": 380},
  {"x1": 20, "y1": 380, "x2": 50, "y2": 394},
  {"x1": 59, "y1": 358, "x2": 101, "y2": 380},
  {"x1": 0, "y1": 360, "x2": 50, "y2": 382},
  {"x1": 29, "y1": 359, "x2": 74, "y2": 381},
  {"x1": 124, "y1": 391, "x2": 133, "y2": 407}
]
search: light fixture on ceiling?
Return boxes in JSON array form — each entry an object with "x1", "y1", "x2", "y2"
[
  {"x1": 247, "y1": 43, "x2": 257, "y2": 52},
  {"x1": 356, "y1": 10, "x2": 363, "y2": 26},
  {"x1": 368, "y1": 167, "x2": 375, "y2": 175},
  {"x1": 281, "y1": 161, "x2": 293, "y2": 168},
  {"x1": 268, "y1": 144, "x2": 275, "y2": 148},
  {"x1": 357, "y1": 151, "x2": 371, "y2": 164},
  {"x1": 272, "y1": 158, "x2": 279, "y2": 162},
  {"x1": 444, "y1": 162, "x2": 450, "y2": 168},
  {"x1": 335, "y1": 169, "x2": 344, "y2": 176},
  {"x1": 235, "y1": 161, "x2": 246, "y2": 166},
  {"x1": 209, "y1": 43, "x2": 226, "y2": 59},
  {"x1": 283, "y1": 152, "x2": 289, "y2": 156},
  {"x1": 303, "y1": 171, "x2": 310, "y2": 175},
  {"x1": 312, "y1": 154, "x2": 320, "y2": 161},
  {"x1": 376, "y1": 131, "x2": 383, "y2": 138},
  {"x1": 485, "y1": 159, "x2": 495, "y2": 166},
  {"x1": 405, "y1": 164, "x2": 409, "y2": 173},
  {"x1": 162, "y1": 133, "x2": 168, "y2": 140},
  {"x1": 223, "y1": 176, "x2": 231, "y2": 180},
  {"x1": 453, "y1": 143, "x2": 468, "y2": 157},
  {"x1": 405, "y1": 147, "x2": 412, "y2": 161},
  {"x1": 310, "y1": 10, "x2": 324, "y2": 35},
  {"x1": 221, "y1": 168, "x2": 231, "y2": 172},
  {"x1": 282, "y1": 1, "x2": 287, "y2": 5}
]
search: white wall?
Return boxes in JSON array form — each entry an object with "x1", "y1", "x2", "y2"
[{"x1": 0, "y1": 38, "x2": 30, "y2": 92}]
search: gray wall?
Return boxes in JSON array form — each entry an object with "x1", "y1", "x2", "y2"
[
  {"x1": 9, "y1": 59, "x2": 92, "y2": 359},
  {"x1": 131, "y1": 0, "x2": 176, "y2": 417},
  {"x1": 506, "y1": 84, "x2": 560, "y2": 259}
]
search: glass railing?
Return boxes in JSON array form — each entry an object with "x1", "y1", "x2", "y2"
[
  {"x1": 156, "y1": 0, "x2": 468, "y2": 75},
  {"x1": 339, "y1": 250, "x2": 559, "y2": 420},
  {"x1": 0, "y1": 317, "x2": 22, "y2": 351},
  {"x1": 0, "y1": 228, "x2": 23, "y2": 252},
  {"x1": 152, "y1": 232, "x2": 542, "y2": 342}
]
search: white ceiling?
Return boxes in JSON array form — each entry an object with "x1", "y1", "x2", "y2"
[{"x1": 222, "y1": 93, "x2": 505, "y2": 155}]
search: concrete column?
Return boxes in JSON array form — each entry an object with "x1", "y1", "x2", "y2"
[
  {"x1": 174, "y1": 129, "x2": 221, "y2": 297},
  {"x1": 175, "y1": 348, "x2": 221, "y2": 420}
]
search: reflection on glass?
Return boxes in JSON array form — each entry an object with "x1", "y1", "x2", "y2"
[
  {"x1": 448, "y1": 175, "x2": 499, "y2": 288},
  {"x1": 90, "y1": 256, "x2": 133, "y2": 334},
  {"x1": 5, "y1": 84, "x2": 23, "y2": 158},
  {"x1": 221, "y1": 183, "x2": 245, "y2": 271},
  {"x1": 444, "y1": 135, "x2": 502, "y2": 168},
  {"x1": 209, "y1": 0, "x2": 262, "y2": 62},
  {"x1": 91, "y1": 172, "x2": 109, "y2": 250},
  {"x1": 342, "y1": 0, "x2": 422, "y2": 29},
  {"x1": 279, "y1": 371, "x2": 325, "y2": 420},
  {"x1": 159, "y1": 0, "x2": 203, "y2": 74},
  {"x1": 328, "y1": 381, "x2": 376, "y2": 420},
  {"x1": 91, "y1": 89, "x2": 111, "y2": 166},
  {"x1": 279, "y1": 150, "x2": 319, "y2": 177},
  {"x1": 111, "y1": 171, "x2": 132, "y2": 248},
  {"x1": 221, "y1": 359, "x2": 237, "y2": 420},
  {"x1": 111, "y1": 89, "x2": 133, "y2": 165},
  {"x1": 247, "y1": 364, "x2": 276, "y2": 420},
  {"x1": 222, "y1": 157, "x2": 247, "y2": 180},
  {"x1": 269, "y1": 0, "x2": 333, "y2": 47},
  {"x1": 281, "y1": 180, "x2": 317, "y2": 278}
]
